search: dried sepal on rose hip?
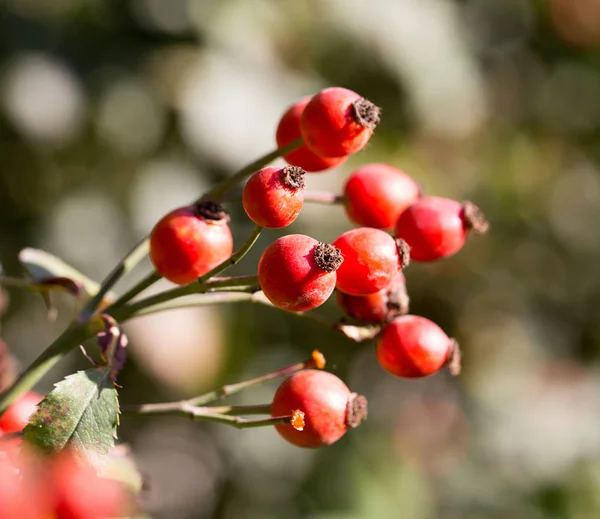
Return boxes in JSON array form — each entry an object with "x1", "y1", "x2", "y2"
[
  {"x1": 376, "y1": 315, "x2": 460, "y2": 378},
  {"x1": 300, "y1": 87, "x2": 381, "y2": 158},
  {"x1": 344, "y1": 163, "x2": 421, "y2": 230},
  {"x1": 242, "y1": 166, "x2": 306, "y2": 228},
  {"x1": 276, "y1": 97, "x2": 347, "y2": 172},
  {"x1": 395, "y1": 197, "x2": 489, "y2": 262},
  {"x1": 149, "y1": 200, "x2": 234, "y2": 285},
  {"x1": 336, "y1": 270, "x2": 409, "y2": 323},
  {"x1": 271, "y1": 370, "x2": 368, "y2": 448},
  {"x1": 258, "y1": 235, "x2": 343, "y2": 312},
  {"x1": 333, "y1": 227, "x2": 410, "y2": 296}
]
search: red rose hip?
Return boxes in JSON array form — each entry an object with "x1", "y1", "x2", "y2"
[
  {"x1": 271, "y1": 370, "x2": 368, "y2": 448},
  {"x1": 333, "y1": 227, "x2": 409, "y2": 296},
  {"x1": 149, "y1": 201, "x2": 234, "y2": 285},
  {"x1": 300, "y1": 87, "x2": 381, "y2": 158},
  {"x1": 395, "y1": 197, "x2": 488, "y2": 262},
  {"x1": 242, "y1": 166, "x2": 306, "y2": 228},
  {"x1": 0, "y1": 391, "x2": 43, "y2": 434},
  {"x1": 344, "y1": 163, "x2": 421, "y2": 229},
  {"x1": 336, "y1": 271, "x2": 409, "y2": 323},
  {"x1": 258, "y1": 235, "x2": 342, "y2": 312},
  {"x1": 377, "y1": 315, "x2": 458, "y2": 378},
  {"x1": 276, "y1": 97, "x2": 347, "y2": 172}
]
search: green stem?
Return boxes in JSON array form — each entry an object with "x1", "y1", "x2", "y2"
[
  {"x1": 188, "y1": 351, "x2": 323, "y2": 406},
  {"x1": 109, "y1": 276, "x2": 259, "y2": 322},
  {"x1": 0, "y1": 322, "x2": 99, "y2": 416},
  {"x1": 80, "y1": 238, "x2": 152, "y2": 318},
  {"x1": 303, "y1": 191, "x2": 345, "y2": 205},
  {"x1": 202, "y1": 139, "x2": 302, "y2": 202},
  {"x1": 121, "y1": 402, "x2": 272, "y2": 417},
  {"x1": 102, "y1": 270, "x2": 162, "y2": 313}
]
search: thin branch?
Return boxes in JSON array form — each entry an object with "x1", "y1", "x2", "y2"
[
  {"x1": 102, "y1": 270, "x2": 162, "y2": 313},
  {"x1": 303, "y1": 191, "x2": 345, "y2": 205},
  {"x1": 122, "y1": 402, "x2": 272, "y2": 417}
]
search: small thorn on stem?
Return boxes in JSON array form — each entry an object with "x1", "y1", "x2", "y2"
[{"x1": 448, "y1": 339, "x2": 461, "y2": 376}]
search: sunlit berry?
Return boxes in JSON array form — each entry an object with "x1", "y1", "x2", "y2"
[
  {"x1": 0, "y1": 391, "x2": 43, "y2": 434},
  {"x1": 242, "y1": 166, "x2": 306, "y2": 228},
  {"x1": 258, "y1": 235, "x2": 342, "y2": 312},
  {"x1": 300, "y1": 87, "x2": 381, "y2": 158},
  {"x1": 271, "y1": 370, "x2": 367, "y2": 448},
  {"x1": 276, "y1": 97, "x2": 347, "y2": 172},
  {"x1": 344, "y1": 163, "x2": 420, "y2": 229},
  {"x1": 395, "y1": 197, "x2": 488, "y2": 262},
  {"x1": 149, "y1": 201, "x2": 234, "y2": 284}
]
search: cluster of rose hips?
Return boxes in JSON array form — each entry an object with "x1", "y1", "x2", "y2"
[{"x1": 147, "y1": 86, "x2": 488, "y2": 448}]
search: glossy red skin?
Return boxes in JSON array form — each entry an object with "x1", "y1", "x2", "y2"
[
  {"x1": 258, "y1": 235, "x2": 337, "y2": 312},
  {"x1": 333, "y1": 227, "x2": 400, "y2": 296},
  {"x1": 272, "y1": 370, "x2": 352, "y2": 448},
  {"x1": 377, "y1": 315, "x2": 452, "y2": 378},
  {"x1": 51, "y1": 453, "x2": 130, "y2": 519},
  {"x1": 300, "y1": 87, "x2": 374, "y2": 158},
  {"x1": 242, "y1": 167, "x2": 305, "y2": 228},
  {"x1": 395, "y1": 197, "x2": 467, "y2": 262},
  {"x1": 0, "y1": 391, "x2": 43, "y2": 434},
  {"x1": 337, "y1": 271, "x2": 406, "y2": 323},
  {"x1": 276, "y1": 97, "x2": 347, "y2": 172},
  {"x1": 150, "y1": 206, "x2": 233, "y2": 285},
  {"x1": 344, "y1": 164, "x2": 420, "y2": 229}
]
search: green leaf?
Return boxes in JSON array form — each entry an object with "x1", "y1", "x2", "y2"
[
  {"x1": 18, "y1": 248, "x2": 115, "y2": 300},
  {"x1": 24, "y1": 368, "x2": 119, "y2": 460}
]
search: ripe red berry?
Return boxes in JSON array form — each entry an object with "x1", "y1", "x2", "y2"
[
  {"x1": 271, "y1": 370, "x2": 367, "y2": 448},
  {"x1": 300, "y1": 87, "x2": 381, "y2": 158},
  {"x1": 333, "y1": 227, "x2": 409, "y2": 296},
  {"x1": 0, "y1": 391, "x2": 43, "y2": 434},
  {"x1": 344, "y1": 163, "x2": 421, "y2": 229},
  {"x1": 149, "y1": 201, "x2": 234, "y2": 285},
  {"x1": 0, "y1": 453, "x2": 50, "y2": 519},
  {"x1": 258, "y1": 235, "x2": 343, "y2": 312},
  {"x1": 242, "y1": 166, "x2": 306, "y2": 228},
  {"x1": 276, "y1": 97, "x2": 347, "y2": 172},
  {"x1": 50, "y1": 452, "x2": 131, "y2": 519},
  {"x1": 336, "y1": 271, "x2": 409, "y2": 323},
  {"x1": 377, "y1": 315, "x2": 458, "y2": 378},
  {"x1": 395, "y1": 197, "x2": 489, "y2": 262}
]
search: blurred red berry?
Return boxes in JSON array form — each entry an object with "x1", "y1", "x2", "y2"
[
  {"x1": 50, "y1": 452, "x2": 132, "y2": 519},
  {"x1": 150, "y1": 201, "x2": 234, "y2": 284},
  {"x1": 336, "y1": 271, "x2": 409, "y2": 323},
  {"x1": 276, "y1": 97, "x2": 347, "y2": 172},
  {"x1": 242, "y1": 166, "x2": 306, "y2": 228},
  {"x1": 271, "y1": 370, "x2": 367, "y2": 448},
  {"x1": 258, "y1": 235, "x2": 342, "y2": 312},
  {"x1": 377, "y1": 315, "x2": 455, "y2": 378},
  {"x1": 0, "y1": 391, "x2": 43, "y2": 434},
  {"x1": 333, "y1": 227, "x2": 408, "y2": 296},
  {"x1": 344, "y1": 163, "x2": 420, "y2": 229},
  {"x1": 300, "y1": 87, "x2": 381, "y2": 158},
  {"x1": 395, "y1": 197, "x2": 488, "y2": 262}
]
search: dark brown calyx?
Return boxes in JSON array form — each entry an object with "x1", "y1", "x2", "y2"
[
  {"x1": 346, "y1": 393, "x2": 368, "y2": 428},
  {"x1": 281, "y1": 166, "x2": 306, "y2": 190},
  {"x1": 396, "y1": 239, "x2": 411, "y2": 270},
  {"x1": 352, "y1": 98, "x2": 381, "y2": 129},
  {"x1": 385, "y1": 277, "x2": 410, "y2": 318},
  {"x1": 194, "y1": 200, "x2": 231, "y2": 223},
  {"x1": 313, "y1": 242, "x2": 343, "y2": 273},
  {"x1": 447, "y1": 339, "x2": 461, "y2": 376},
  {"x1": 461, "y1": 201, "x2": 489, "y2": 235}
]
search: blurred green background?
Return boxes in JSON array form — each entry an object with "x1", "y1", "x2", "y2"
[{"x1": 2, "y1": 0, "x2": 600, "y2": 518}]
